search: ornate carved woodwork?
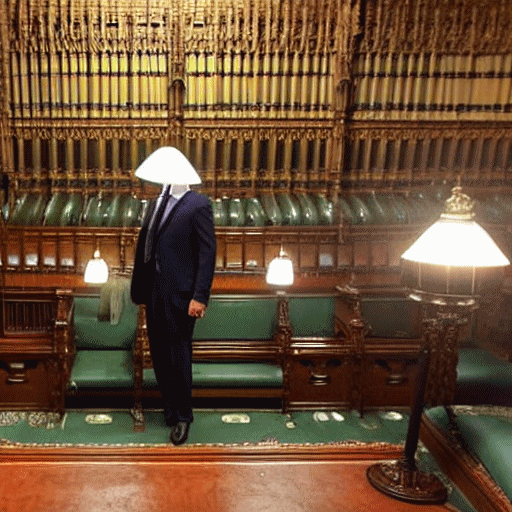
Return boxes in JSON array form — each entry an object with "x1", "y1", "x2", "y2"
[
  {"x1": 0, "y1": 288, "x2": 74, "y2": 415},
  {"x1": 333, "y1": 284, "x2": 423, "y2": 413},
  {"x1": 421, "y1": 305, "x2": 475, "y2": 407},
  {"x1": 2, "y1": 0, "x2": 512, "y2": 201},
  {"x1": 0, "y1": 221, "x2": 434, "y2": 279}
]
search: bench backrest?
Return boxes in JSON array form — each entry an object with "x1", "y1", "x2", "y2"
[{"x1": 193, "y1": 295, "x2": 335, "y2": 340}]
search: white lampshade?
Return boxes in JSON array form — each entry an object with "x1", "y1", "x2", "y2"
[
  {"x1": 84, "y1": 250, "x2": 109, "y2": 284},
  {"x1": 401, "y1": 186, "x2": 510, "y2": 301},
  {"x1": 266, "y1": 250, "x2": 294, "y2": 287},
  {"x1": 135, "y1": 146, "x2": 201, "y2": 185},
  {"x1": 402, "y1": 217, "x2": 510, "y2": 268}
]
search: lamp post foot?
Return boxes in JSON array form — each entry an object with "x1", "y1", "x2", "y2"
[{"x1": 366, "y1": 459, "x2": 447, "y2": 504}]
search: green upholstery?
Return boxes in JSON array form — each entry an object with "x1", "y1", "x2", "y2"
[
  {"x1": 456, "y1": 348, "x2": 512, "y2": 406},
  {"x1": 70, "y1": 294, "x2": 331, "y2": 393},
  {"x1": 71, "y1": 354, "x2": 283, "y2": 390},
  {"x1": 277, "y1": 194, "x2": 301, "y2": 225},
  {"x1": 83, "y1": 195, "x2": 112, "y2": 227},
  {"x1": 74, "y1": 296, "x2": 138, "y2": 350},
  {"x1": 260, "y1": 194, "x2": 283, "y2": 226},
  {"x1": 143, "y1": 362, "x2": 283, "y2": 388},
  {"x1": 360, "y1": 297, "x2": 419, "y2": 338},
  {"x1": 297, "y1": 193, "x2": 319, "y2": 225},
  {"x1": 193, "y1": 297, "x2": 277, "y2": 339},
  {"x1": 426, "y1": 406, "x2": 512, "y2": 501},
  {"x1": 193, "y1": 295, "x2": 335, "y2": 339},
  {"x1": 289, "y1": 296, "x2": 335, "y2": 337},
  {"x1": 43, "y1": 192, "x2": 69, "y2": 226},
  {"x1": 245, "y1": 197, "x2": 267, "y2": 227},
  {"x1": 10, "y1": 193, "x2": 47, "y2": 225},
  {"x1": 71, "y1": 350, "x2": 134, "y2": 388},
  {"x1": 60, "y1": 193, "x2": 84, "y2": 226}
]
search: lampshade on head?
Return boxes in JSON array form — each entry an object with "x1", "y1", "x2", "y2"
[
  {"x1": 401, "y1": 186, "x2": 510, "y2": 303},
  {"x1": 135, "y1": 147, "x2": 201, "y2": 185},
  {"x1": 266, "y1": 250, "x2": 294, "y2": 287},
  {"x1": 84, "y1": 249, "x2": 109, "y2": 284}
]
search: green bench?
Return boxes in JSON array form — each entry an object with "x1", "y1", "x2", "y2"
[
  {"x1": 132, "y1": 294, "x2": 336, "y2": 430},
  {"x1": 69, "y1": 286, "x2": 336, "y2": 430},
  {"x1": 70, "y1": 294, "x2": 285, "y2": 398},
  {"x1": 335, "y1": 285, "x2": 512, "y2": 412},
  {"x1": 424, "y1": 405, "x2": 512, "y2": 512},
  {"x1": 456, "y1": 347, "x2": 512, "y2": 406},
  {"x1": 70, "y1": 290, "x2": 138, "y2": 390}
]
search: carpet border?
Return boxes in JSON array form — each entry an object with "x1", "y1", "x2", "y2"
[{"x1": 0, "y1": 439, "x2": 404, "y2": 463}]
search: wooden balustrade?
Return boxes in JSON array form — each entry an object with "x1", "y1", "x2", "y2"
[{"x1": 0, "y1": 223, "x2": 431, "y2": 278}]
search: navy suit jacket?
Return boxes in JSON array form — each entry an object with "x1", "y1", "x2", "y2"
[{"x1": 131, "y1": 190, "x2": 216, "y2": 312}]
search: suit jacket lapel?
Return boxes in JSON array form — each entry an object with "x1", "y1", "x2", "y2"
[{"x1": 157, "y1": 189, "x2": 193, "y2": 234}]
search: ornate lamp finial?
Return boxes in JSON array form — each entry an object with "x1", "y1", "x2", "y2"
[{"x1": 442, "y1": 186, "x2": 475, "y2": 220}]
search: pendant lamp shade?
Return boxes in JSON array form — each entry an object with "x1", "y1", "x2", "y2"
[
  {"x1": 135, "y1": 147, "x2": 201, "y2": 185},
  {"x1": 266, "y1": 250, "x2": 294, "y2": 287},
  {"x1": 84, "y1": 249, "x2": 109, "y2": 284}
]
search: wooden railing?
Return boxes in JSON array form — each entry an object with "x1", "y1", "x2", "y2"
[{"x1": 0, "y1": 223, "x2": 432, "y2": 278}]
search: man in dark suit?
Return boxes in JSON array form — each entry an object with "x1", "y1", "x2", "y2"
[{"x1": 131, "y1": 147, "x2": 216, "y2": 445}]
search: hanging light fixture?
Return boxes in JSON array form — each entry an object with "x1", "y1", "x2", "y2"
[
  {"x1": 266, "y1": 248, "x2": 294, "y2": 287},
  {"x1": 84, "y1": 249, "x2": 109, "y2": 284}
]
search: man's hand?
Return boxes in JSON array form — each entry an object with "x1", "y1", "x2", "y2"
[{"x1": 188, "y1": 299, "x2": 206, "y2": 318}]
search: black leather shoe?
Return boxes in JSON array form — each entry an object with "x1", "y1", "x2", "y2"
[{"x1": 170, "y1": 421, "x2": 190, "y2": 445}]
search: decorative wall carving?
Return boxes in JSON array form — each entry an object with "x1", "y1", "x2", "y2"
[
  {"x1": 359, "y1": 0, "x2": 512, "y2": 55},
  {"x1": 1, "y1": 0, "x2": 512, "y2": 200}
]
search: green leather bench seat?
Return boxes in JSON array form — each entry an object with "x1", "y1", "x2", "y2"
[
  {"x1": 192, "y1": 295, "x2": 335, "y2": 339},
  {"x1": 70, "y1": 293, "x2": 333, "y2": 393},
  {"x1": 360, "y1": 296, "x2": 420, "y2": 338},
  {"x1": 455, "y1": 348, "x2": 512, "y2": 406},
  {"x1": 71, "y1": 352, "x2": 282, "y2": 389},
  {"x1": 426, "y1": 406, "x2": 512, "y2": 502},
  {"x1": 71, "y1": 350, "x2": 134, "y2": 388},
  {"x1": 144, "y1": 363, "x2": 283, "y2": 388},
  {"x1": 71, "y1": 293, "x2": 139, "y2": 389}
]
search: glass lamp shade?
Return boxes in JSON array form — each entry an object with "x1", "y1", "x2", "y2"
[
  {"x1": 401, "y1": 217, "x2": 510, "y2": 268},
  {"x1": 84, "y1": 250, "x2": 109, "y2": 284},
  {"x1": 401, "y1": 188, "x2": 510, "y2": 301},
  {"x1": 266, "y1": 251, "x2": 294, "y2": 287},
  {"x1": 135, "y1": 146, "x2": 201, "y2": 185}
]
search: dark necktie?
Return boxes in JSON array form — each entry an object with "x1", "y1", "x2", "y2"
[
  {"x1": 157, "y1": 193, "x2": 178, "y2": 233},
  {"x1": 144, "y1": 186, "x2": 170, "y2": 263}
]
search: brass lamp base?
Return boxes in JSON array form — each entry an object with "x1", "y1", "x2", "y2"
[{"x1": 367, "y1": 459, "x2": 448, "y2": 504}]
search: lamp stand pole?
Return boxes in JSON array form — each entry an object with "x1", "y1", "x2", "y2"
[{"x1": 367, "y1": 300, "x2": 473, "y2": 504}]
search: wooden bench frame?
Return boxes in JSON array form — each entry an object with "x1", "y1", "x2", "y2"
[
  {"x1": 334, "y1": 284, "x2": 424, "y2": 415},
  {"x1": 0, "y1": 288, "x2": 74, "y2": 417}
]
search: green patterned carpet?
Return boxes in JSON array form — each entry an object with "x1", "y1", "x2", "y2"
[{"x1": 0, "y1": 409, "x2": 408, "y2": 446}]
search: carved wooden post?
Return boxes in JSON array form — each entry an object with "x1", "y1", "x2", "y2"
[
  {"x1": 51, "y1": 289, "x2": 74, "y2": 418},
  {"x1": 132, "y1": 304, "x2": 147, "y2": 432},
  {"x1": 274, "y1": 292, "x2": 293, "y2": 413}
]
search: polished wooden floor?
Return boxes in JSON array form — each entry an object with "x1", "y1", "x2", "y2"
[{"x1": 0, "y1": 445, "x2": 461, "y2": 512}]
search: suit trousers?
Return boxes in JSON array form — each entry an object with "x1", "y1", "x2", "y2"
[{"x1": 146, "y1": 273, "x2": 196, "y2": 425}]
